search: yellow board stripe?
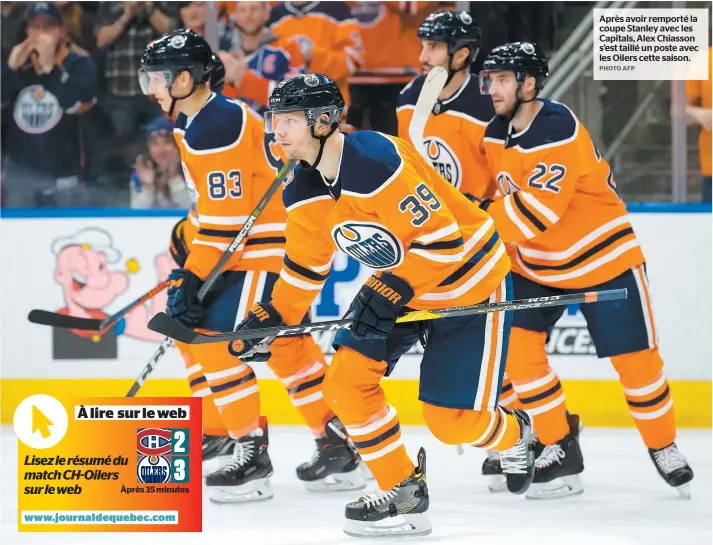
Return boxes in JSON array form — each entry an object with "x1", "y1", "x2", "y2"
[{"x1": 0, "y1": 378, "x2": 710, "y2": 428}]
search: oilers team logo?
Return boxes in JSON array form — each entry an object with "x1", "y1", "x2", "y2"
[
  {"x1": 137, "y1": 455, "x2": 171, "y2": 484},
  {"x1": 424, "y1": 137, "x2": 462, "y2": 189},
  {"x1": 332, "y1": 222, "x2": 404, "y2": 270},
  {"x1": 14, "y1": 85, "x2": 62, "y2": 135},
  {"x1": 496, "y1": 171, "x2": 521, "y2": 196},
  {"x1": 136, "y1": 428, "x2": 172, "y2": 456}
]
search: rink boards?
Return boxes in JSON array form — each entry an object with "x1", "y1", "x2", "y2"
[{"x1": 1, "y1": 205, "x2": 710, "y2": 427}]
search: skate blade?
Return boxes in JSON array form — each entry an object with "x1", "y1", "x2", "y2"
[
  {"x1": 304, "y1": 468, "x2": 366, "y2": 493},
  {"x1": 487, "y1": 475, "x2": 508, "y2": 493},
  {"x1": 675, "y1": 483, "x2": 691, "y2": 499},
  {"x1": 526, "y1": 475, "x2": 584, "y2": 500},
  {"x1": 208, "y1": 477, "x2": 274, "y2": 504},
  {"x1": 343, "y1": 513, "x2": 432, "y2": 538}
]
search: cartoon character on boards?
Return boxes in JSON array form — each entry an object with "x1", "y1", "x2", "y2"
[{"x1": 51, "y1": 227, "x2": 167, "y2": 359}]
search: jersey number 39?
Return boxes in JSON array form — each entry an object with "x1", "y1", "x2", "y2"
[{"x1": 207, "y1": 170, "x2": 242, "y2": 200}]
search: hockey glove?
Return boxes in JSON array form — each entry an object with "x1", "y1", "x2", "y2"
[
  {"x1": 166, "y1": 269, "x2": 204, "y2": 326},
  {"x1": 347, "y1": 273, "x2": 415, "y2": 340},
  {"x1": 228, "y1": 302, "x2": 283, "y2": 363}
]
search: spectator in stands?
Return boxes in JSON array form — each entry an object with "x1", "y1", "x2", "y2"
[
  {"x1": 348, "y1": 1, "x2": 444, "y2": 134},
  {"x1": 1, "y1": 2, "x2": 98, "y2": 208},
  {"x1": 266, "y1": 1, "x2": 363, "y2": 111},
  {"x1": 95, "y1": 2, "x2": 174, "y2": 139},
  {"x1": 56, "y1": 2, "x2": 98, "y2": 57},
  {"x1": 178, "y1": 1, "x2": 205, "y2": 36},
  {"x1": 130, "y1": 117, "x2": 189, "y2": 209},
  {"x1": 685, "y1": 46, "x2": 712, "y2": 202},
  {"x1": 218, "y1": 1, "x2": 305, "y2": 113}
]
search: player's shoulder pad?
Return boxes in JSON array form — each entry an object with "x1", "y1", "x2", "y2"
[
  {"x1": 517, "y1": 100, "x2": 579, "y2": 151},
  {"x1": 445, "y1": 74, "x2": 495, "y2": 125},
  {"x1": 397, "y1": 75, "x2": 425, "y2": 108},
  {"x1": 282, "y1": 164, "x2": 331, "y2": 212},
  {"x1": 180, "y1": 94, "x2": 245, "y2": 152},
  {"x1": 340, "y1": 132, "x2": 402, "y2": 196}
]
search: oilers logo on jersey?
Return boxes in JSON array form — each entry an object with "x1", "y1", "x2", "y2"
[
  {"x1": 332, "y1": 222, "x2": 404, "y2": 270},
  {"x1": 424, "y1": 137, "x2": 462, "y2": 189},
  {"x1": 496, "y1": 171, "x2": 520, "y2": 196}
]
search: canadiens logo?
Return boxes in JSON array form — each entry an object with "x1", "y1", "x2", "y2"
[
  {"x1": 332, "y1": 222, "x2": 403, "y2": 270},
  {"x1": 14, "y1": 85, "x2": 62, "y2": 135},
  {"x1": 424, "y1": 137, "x2": 462, "y2": 189},
  {"x1": 137, "y1": 455, "x2": 171, "y2": 484},
  {"x1": 136, "y1": 428, "x2": 172, "y2": 456},
  {"x1": 496, "y1": 171, "x2": 520, "y2": 195}
]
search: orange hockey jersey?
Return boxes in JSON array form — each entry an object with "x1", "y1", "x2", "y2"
[
  {"x1": 267, "y1": 1, "x2": 363, "y2": 106},
  {"x1": 347, "y1": 1, "x2": 446, "y2": 85},
  {"x1": 481, "y1": 100, "x2": 645, "y2": 289},
  {"x1": 269, "y1": 130, "x2": 510, "y2": 325},
  {"x1": 397, "y1": 73, "x2": 495, "y2": 198},
  {"x1": 173, "y1": 93, "x2": 287, "y2": 279}
]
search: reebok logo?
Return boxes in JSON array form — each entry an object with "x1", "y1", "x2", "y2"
[{"x1": 366, "y1": 277, "x2": 402, "y2": 305}]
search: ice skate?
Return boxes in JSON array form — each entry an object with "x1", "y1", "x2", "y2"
[
  {"x1": 205, "y1": 417, "x2": 273, "y2": 504},
  {"x1": 499, "y1": 409, "x2": 536, "y2": 494},
  {"x1": 343, "y1": 447, "x2": 431, "y2": 538},
  {"x1": 649, "y1": 442, "x2": 694, "y2": 499},
  {"x1": 202, "y1": 433, "x2": 234, "y2": 476},
  {"x1": 482, "y1": 450, "x2": 507, "y2": 493},
  {"x1": 297, "y1": 416, "x2": 366, "y2": 492},
  {"x1": 527, "y1": 414, "x2": 584, "y2": 500}
]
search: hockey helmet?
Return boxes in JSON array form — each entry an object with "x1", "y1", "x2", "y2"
[
  {"x1": 138, "y1": 29, "x2": 216, "y2": 97},
  {"x1": 264, "y1": 73, "x2": 345, "y2": 134},
  {"x1": 418, "y1": 10, "x2": 481, "y2": 68},
  {"x1": 480, "y1": 42, "x2": 549, "y2": 95}
]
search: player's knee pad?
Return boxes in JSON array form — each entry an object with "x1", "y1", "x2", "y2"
[
  {"x1": 504, "y1": 327, "x2": 549, "y2": 382},
  {"x1": 422, "y1": 403, "x2": 492, "y2": 446},
  {"x1": 267, "y1": 334, "x2": 327, "y2": 379},
  {"x1": 610, "y1": 347, "x2": 664, "y2": 387},
  {"x1": 323, "y1": 347, "x2": 387, "y2": 423}
]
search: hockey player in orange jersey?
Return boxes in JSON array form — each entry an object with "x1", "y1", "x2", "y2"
[
  {"x1": 139, "y1": 30, "x2": 370, "y2": 503},
  {"x1": 166, "y1": 214, "x2": 235, "y2": 473},
  {"x1": 219, "y1": 1, "x2": 306, "y2": 112},
  {"x1": 227, "y1": 72, "x2": 537, "y2": 537},
  {"x1": 397, "y1": 10, "x2": 495, "y2": 198},
  {"x1": 267, "y1": 2, "x2": 364, "y2": 108},
  {"x1": 476, "y1": 42, "x2": 694, "y2": 499}
]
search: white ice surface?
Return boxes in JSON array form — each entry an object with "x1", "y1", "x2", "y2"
[{"x1": 1, "y1": 425, "x2": 710, "y2": 545}]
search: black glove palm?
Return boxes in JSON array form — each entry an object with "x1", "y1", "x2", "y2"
[
  {"x1": 228, "y1": 302, "x2": 283, "y2": 363},
  {"x1": 348, "y1": 273, "x2": 415, "y2": 340}
]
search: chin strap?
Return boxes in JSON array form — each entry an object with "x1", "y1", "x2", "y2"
[{"x1": 301, "y1": 123, "x2": 338, "y2": 172}]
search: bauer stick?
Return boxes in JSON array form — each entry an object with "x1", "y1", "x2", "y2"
[
  {"x1": 148, "y1": 288, "x2": 628, "y2": 346},
  {"x1": 28, "y1": 280, "x2": 170, "y2": 332},
  {"x1": 125, "y1": 160, "x2": 296, "y2": 397},
  {"x1": 408, "y1": 66, "x2": 448, "y2": 159}
]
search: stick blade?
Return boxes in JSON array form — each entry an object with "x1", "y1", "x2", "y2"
[
  {"x1": 27, "y1": 310, "x2": 103, "y2": 330},
  {"x1": 147, "y1": 313, "x2": 199, "y2": 344}
]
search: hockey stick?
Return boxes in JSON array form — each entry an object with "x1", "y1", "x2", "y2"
[
  {"x1": 125, "y1": 160, "x2": 296, "y2": 397},
  {"x1": 147, "y1": 288, "x2": 628, "y2": 346},
  {"x1": 408, "y1": 66, "x2": 447, "y2": 158},
  {"x1": 28, "y1": 280, "x2": 170, "y2": 332}
]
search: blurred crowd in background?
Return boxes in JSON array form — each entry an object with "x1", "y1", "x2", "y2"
[{"x1": 0, "y1": 1, "x2": 708, "y2": 208}]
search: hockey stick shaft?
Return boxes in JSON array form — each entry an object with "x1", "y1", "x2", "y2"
[
  {"x1": 147, "y1": 288, "x2": 628, "y2": 346},
  {"x1": 409, "y1": 66, "x2": 447, "y2": 158},
  {"x1": 125, "y1": 160, "x2": 296, "y2": 397},
  {"x1": 28, "y1": 280, "x2": 171, "y2": 332}
]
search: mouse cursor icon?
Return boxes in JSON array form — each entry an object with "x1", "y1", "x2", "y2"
[{"x1": 32, "y1": 405, "x2": 54, "y2": 439}]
